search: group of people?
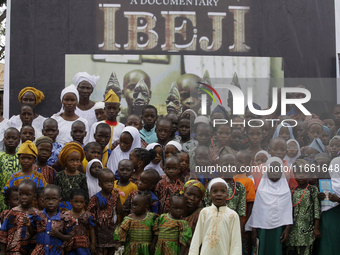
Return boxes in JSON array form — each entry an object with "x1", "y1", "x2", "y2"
[{"x1": 0, "y1": 71, "x2": 339, "y2": 255}]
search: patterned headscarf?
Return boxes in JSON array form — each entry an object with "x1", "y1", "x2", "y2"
[
  {"x1": 18, "y1": 87, "x2": 45, "y2": 105},
  {"x1": 58, "y1": 142, "x2": 85, "y2": 167},
  {"x1": 181, "y1": 180, "x2": 206, "y2": 197}
]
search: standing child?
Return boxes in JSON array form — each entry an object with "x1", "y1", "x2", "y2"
[
  {"x1": 0, "y1": 180, "x2": 40, "y2": 254},
  {"x1": 126, "y1": 114, "x2": 148, "y2": 148},
  {"x1": 114, "y1": 191, "x2": 157, "y2": 254},
  {"x1": 20, "y1": 125, "x2": 36, "y2": 143},
  {"x1": 189, "y1": 178, "x2": 242, "y2": 255},
  {"x1": 94, "y1": 102, "x2": 106, "y2": 122},
  {"x1": 164, "y1": 141, "x2": 182, "y2": 158},
  {"x1": 82, "y1": 142, "x2": 102, "y2": 173},
  {"x1": 64, "y1": 189, "x2": 96, "y2": 255},
  {"x1": 42, "y1": 118, "x2": 63, "y2": 167},
  {"x1": 140, "y1": 105, "x2": 158, "y2": 144},
  {"x1": 129, "y1": 148, "x2": 156, "y2": 184},
  {"x1": 35, "y1": 187, "x2": 45, "y2": 211},
  {"x1": 145, "y1": 143, "x2": 164, "y2": 176},
  {"x1": 86, "y1": 159, "x2": 103, "y2": 198},
  {"x1": 0, "y1": 186, "x2": 19, "y2": 224},
  {"x1": 155, "y1": 117, "x2": 172, "y2": 147},
  {"x1": 93, "y1": 123, "x2": 112, "y2": 168},
  {"x1": 152, "y1": 194, "x2": 192, "y2": 255},
  {"x1": 284, "y1": 139, "x2": 301, "y2": 168},
  {"x1": 87, "y1": 169, "x2": 122, "y2": 254},
  {"x1": 174, "y1": 116, "x2": 193, "y2": 152},
  {"x1": 177, "y1": 151, "x2": 190, "y2": 183},
  {"x1": 70, "y1": 121, "x2": 87, "y2": 146},
  {"x1": 245, "y1": 125, "x2": 264, "y2": 160}
]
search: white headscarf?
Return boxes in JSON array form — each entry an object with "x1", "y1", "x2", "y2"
[
  {"x1": 322, "y1": 157, "x2": 340, "y2": 212},
  {"x1": 208, "y1": 178, "x2": 228, "y2": 192},
  {"x1": 86, "y1": 159, "x2": 103, "y2": 198},
  {"x1": 165, "y1": 141, "x2": 182, "y2": 151},
  {"x1": 57, "y1": 84, "x2": 80, "y2": 115},
  {"x1": 94, "y1": 102, "x2": 105, "y2": 110},
  {"x1": 145, "y1": 142, "x2": 164, "y2": 175},
  {"x1": 284, "y1": 139, "x2": 301, "y2": 168},
  {"x1": 107, "y1": 126, "x2": 141, "y2": 174},
  {"x1": 73, "y1": 72, "x2": 100, "y2": 88},
  {"x1": 272, "y1": 123, "x2": 295, "y2": 140},
  {"x1": 246, "y1": 157, "x2": 293, "y2": 230},
  {"x1": 255, "y1": 150, "x2": 271, "y2": 161}
]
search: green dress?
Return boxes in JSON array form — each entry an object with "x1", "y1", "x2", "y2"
[
  {"x1": 257, "y1": 227, "x2": 283, "y2": 255},
  {"x1": 153, "y1": 214, "x2": 192, "y2": 255},
  {"x1": 114, "y1": 212, "x2": 157, "y2": 255}
]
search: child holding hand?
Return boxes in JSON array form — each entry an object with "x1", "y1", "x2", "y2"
[{"x1": 0, "y1": 186, "x2": 19, "y2": 224}]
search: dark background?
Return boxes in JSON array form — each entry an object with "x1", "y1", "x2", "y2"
[{"x1": 8, "y1": 0, "x2": 336, "y2": 117}]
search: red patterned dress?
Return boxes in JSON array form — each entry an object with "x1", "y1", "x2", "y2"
[{"x1": 32, "y1": 164, "x2": 57, "y2": 184}]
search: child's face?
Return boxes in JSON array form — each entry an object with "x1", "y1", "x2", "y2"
[
  {"x1": 120, "y1": 132, "x2": 133, "y2": 152},
  {"x1": 215, "y1": 125, "x2": 232, "y2": 147},
  {"x1": 71, "y1": 124, "x2": 86, "y2": 144},
  {"x1": 333, "y1": 106, "x2": 340, "y2": 124},
  {"x1": 70, "y1": 195, "x2": 86, "y2": 213},
  {"x1": 18, "y1": 154, "x2": 36, "y2": 170},
  {"x1": 278, "y1": 127, "x2": 290, "y2": 142},
  {"x1": 4, "y1": 130, "x2": 20, "y2": 150},
  {"x1": 321, "y1": 130, "x2": 330, "y2": 146},
  {"x1": 194, "y1": 147, "x2": 211, "y2": 167},
  {"x1": 42, "y1": 123, "x2": 59, "y2": 142},
  {"x1": 95, "y1": 109, "x2": 106, "y2": 122},
  {"x1": 262, "y1": 122, "x2": 271, "y2": 139},
  {"x1": 37, "y1": 143, "x2": 52, "y2": 163},
  {"x1": 94, "y1": 128, "x2": 111, "y2": 150},
  {"x1": 155, "y1": 121, "x2": 171, "y2": 143},
  {"x1": 62, "y1": 93, "x2": 77, "y2": 112},
  {"x1": 164, "y1": 145, "x2": 178, "y2": 158},
  {"x1": 307, "y1": 124, "x2": 323, "y2": 141},
  {"x1": 43, "y1": 188, "x2": 61, "y2": 212},
  {"x1": 138, "y1": 173, "x2": 154, "y2": 191},
  {"x1": 178, "y1": 118, "x2": 190, "y2": 139},
  {"x1": 85, "y1": 145, "x2": 102, "y2": 161},
  {"x1": 117, "y1": 161, "x2": 134, "y2": 182},
  {"x1": 232, "y1": 117, "x2": 245, "y2": 134},
  {"x1": 267, "y1": 162, "x2": 282, "y2": 182},
  {"x1": 129, "y1": 151, "x2": 140, "y2": 170},
  {"x1": 166, "y1": 114, "x2": 179, "y2": 135},
  {"x1": 268, "y1": 140, "x2": 287, "y2": 159},
  {"x1": 184, "y1": 186, "x2": 202, "y2": 210},
  {"x1": 323, "y1": 119, "x2": 336, "y2": 136},
  {"x1": 21, "y1": 126, "x2": 35, "y2": 143},
  {"x1": 229, "y1": 129, "x2": 243, "y2": 150},
  {"x1": 244, "y1": 110, "x2": 257, "y2": 123},
  {"x1": 330, "y1": 138, "x2": 340, "y2": 158},
  {"x1": 126, "y1": 116, "x2": 142, "y2": 130},
  {"x1": 7, "y1": 191, "x2": 19, "y2": 208},
  {"x1": 142, "y1": 108, "x2": 158, "y2": 129},
  {"x1": 20, "y1": 106, "x2": 34, "y2": 125},
  {"x1": 209, "y1": 183, "x2": 228, "y2": 208},
  {"x1": 287, "y1": 141, "x2": 298, "y2": 158},
  {"x1": 36, "y1": 193, "x2": 45, "y2": 210},
  {"x1": 18, "y1": 184, "x2": 35, "y2": 208},
  {"x1": 178, "y1": 152, "x2": 189, "y2": 173},
  {"x1": 90, "y1": 162, "x2": 103, "y2": 179},
  {"x1": 169, "y1": 197, "x2": 186, "y2": 219},
  {"x1": 131, "y1": 195, "x2": 148, "y2": 215},
  {"x1": 304, "y1": 147, "x2": 319, "y2": 159},
  {"x1": 219, "y1": 155, "x2": 237, "y2": 178},
  {"x1": 164, "y1": 158, "x2": 180, "y2": 180},
  {"x1": 236, "y1": 152, "x2": 250, "y2": 171},
  {"x1": 195, "y1": 126, "x2": 212, "y2": 146},
  {"x1": 66, "y1": 152, "x2": 81, "y2": 172},
  {"x1": 254, "y1": 153, "x2": 268, "y2": 166},
  {"x1": 294, "y1": 122, "x2": 307, "y2": 146},
  {"x1": 294, "y1": 171, "x2": 309, "y2": 187},
  {"x1": 104, "y1": 102, "x2": 120, "y2": 121},
  {"x1": 152, "y1": 146, "x2": 163, "y2": 164},
  {"x1": 99, "y1": 172, "x2": 115, "y2": 194},
  {"x1": 247, "y1": 127, "x2": 263, "y2": 146},
  {"x1": 210, "y1": 112, "x2": 225, "y2": 127}
]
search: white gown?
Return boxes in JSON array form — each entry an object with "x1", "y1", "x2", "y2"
[{"x1": 75, "y1": 106, "x2": 97, "y2": 132}]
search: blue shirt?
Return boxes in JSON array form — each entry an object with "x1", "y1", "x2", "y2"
[
  {"x1": 47, "y1": 142, "x2": 63, "y2": 167},
  {"x1": 150, "y1": 191, "x2": 159, "y2": 214},
  {"x1": 140, "y1": 126, "x2": 158, "y2": 144}
]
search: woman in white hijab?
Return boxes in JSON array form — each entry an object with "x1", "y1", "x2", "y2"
[
  {"x1": 86, "y1": 159, "x2": 103, "y2": 198},
  {"x1": 107, "y1": 126, "x2": 141, "y2": 174},
  {"x1": 144, "y1": 142, "x2": 164, "y2": 175},
  {"x1": 51, "y1": 84, "x2": 89, "y2": 146},
  {"x1": 246, "y1": 157, "x2": 293, "y2": 255}
]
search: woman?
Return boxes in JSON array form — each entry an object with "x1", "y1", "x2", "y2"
[
  {"x1": 73, "y1": 72, "x2": 100, "y2": 129},
  {"x1": 51, "y1": 84, "x2": 89, "y2": 146}
]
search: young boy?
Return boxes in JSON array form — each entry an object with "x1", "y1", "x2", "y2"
[
  {"x1": 174, "y1": 115, "x2": 196, "y2": 153},
  {"x1": 83, "y1": 142, "x2": 102, "y2": 172},
  {"x1": 140, "y1": 105, "x2": 158, "y2": 144},
  {"x1": 94, "y1": 102, "x2": 107, "y2": 122},
  {"x1": 93, "y1": 123, "x2": 112, "y2": 168},
  {"x1": 332, "y1": 104, "x2": 340, "y2": 130},
  {"x1": 229, "y1": 127, "x2": 244, "y2": 152},
  {"x1": 165, "y1": 112, "x2": 179, "y2": 141},
  {"x1": 191, "y1": 145, "x2": 214, "y2": 188},
  {"x1": 35, "y1": 187, "x2": 45, "y2": 211},
  {"x1": 245, "y1": 125, "x2": 263, "y2": 160},
  {"x1": 126, "y1": 114, "x2": 148, "y2": 148},
  {"x1": 42, "y1": 118, "x2": 63, "y2": 167},
  {"x1": 20, "y1": 125, "x2": 35, "y2": 143},
  {"x1": 155, "y1": 117, "x2": 172, "y2": 147},
  {"x1": 71, "y1": 120, "x2": 87, "y2": 146}
]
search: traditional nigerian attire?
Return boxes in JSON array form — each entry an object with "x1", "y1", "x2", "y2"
[
  {"x1": 32, "y1": 164, "x2": 57, "y2": 184},
  {"x1": 18, "y1": 87, "x2": 45, "y2": 105},
  {"x1": 88, "y1": 120, "x2": 124, "y2": 149},
  {"x1": 123, "y1": 190, "x2": 159, "y2": 215},
  {"x1": 188, "y1": 204, "x2": 242, "y2": 255},
  {"x1": 145, "y1": 143, "x2": 164, "y2": 175},
  {"x1": 86, "y1": 159, "x2": 103, "y2": 198},
  {"x1": 58, "y1": 142, "x2": 85, "y2": 167},
  {"x1": 47, "y1": 142, "x2": 63, "y2": 167},
  {"x1": 4, "y1": 171, "x2": 47, "y2": 191}
]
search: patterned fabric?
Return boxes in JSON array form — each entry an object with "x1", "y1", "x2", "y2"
[
  {"x1": 113, "y1": 212, "x2": 157, "y2": 255},
  {"x1": 0, "y1": 207, "x2": 39, "y2": 254},
  {"x1": 114, "y1": 181, "x2": 138, "y2": 206},
  {"x1": 155, "y1": 176, "x2": 184, "y2": 214},
  {"x1": 204, "y1": 180, "x2": 246, "y2": 217},
  {"x1": 123, "y1": 190, "x2": 159, "y2": 215},
  {"x1": 47, "y1": 142, "x2": 63, "y2": 167},
  {"x1": 0, "y1": 209, "x2": 9, "y2": 224},
  {"x1": 32, "y1": 164, "x2": 57, "y2": 184},
  {"x1": 30, "y1": 209, "x2": 76, "y2": 255},
  {"x1": 181, "y1": 180, "x2": 205, "y2": 197},
  {"x1": 153, "y1": 213, "x2": 192, "y2": 255},
  {"x1": 86, "y1": 192, "x2": 119, "y2": 249},
  {"x1": 4, "y1": 171, "x2": 47, "y2": 191},
  {"x1": 141, "y1": 139, "x2": 148, "y2": 149},
  {"x1": 173, "y1": 136, "x2": 198, "y2": 154},
  {"x1": 64, "y1": 211, "x2": 95, "y2": 254}
]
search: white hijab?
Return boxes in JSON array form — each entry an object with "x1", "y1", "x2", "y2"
[
  {"x1": 255, "y1": 150, "x2": 271, "y2": 161},
  {"x1": 165, "y1": 141, "x2": 182, "y2": 151},
  {"x1": 145, "y1": 143, "x2": 164, "y2": 175},
  {"x1": 86, "y1": 159, "x2": 103, "y2": 198},
  {"x1": 322, "y1": 157, "x2": 340, "y2": 212},
  {"x1": 73, "y1": 72, "x2": 100, "y2": 88},
  {"x1": 246, "y1": 157, "x2": 293, "y2": 230},
  {"x1": 107, "y1": 126, "x2": 141, "y2": 174},
  {"x1": 57, "y1": 84, "x2": 79, "y2": 115},
  {"x1": 284, "y1": 139, "x2": 301, "y2": 168}
]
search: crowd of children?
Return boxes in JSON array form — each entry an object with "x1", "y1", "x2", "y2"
[{"x1": 1, "y1": 79, "x2": 340, "y2": 255}]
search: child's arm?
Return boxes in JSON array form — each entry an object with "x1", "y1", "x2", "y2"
[
  {"x1": 89, "y1": 225, "x2": 96, "y2": 254},
  {"x1": 179, "y1": 244, "x2": 186, "y2": 255},
  {"x1": 313, "y1": 219, "x2": 321, "y2": 239},
  {"x1": 23, "y1": 216, "x2": 36, "y2": 237},
  {"x1": 150, "y1": 235, "x2": 158, "y2": 255},
  {"x1": 50, "y1": 229, "x2": 72, "y2": 242},
  {"x1": 280, "y1": 225, "x2": 290, "y2": 243},
  {"x1": 0, "y1": 244, "x2": 6, "y2": 255}
]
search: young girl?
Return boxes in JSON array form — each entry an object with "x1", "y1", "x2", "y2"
[
  {"x1": 129, "y1": 148, "x2": 156, "y2": 184},
  {"x1": 285, "y1": 159, "x2": 321, "y2": 255},
  {"x1": 64, "y1": 189, "x2": 96, "y2": 255},
  {"x1": 0, "y1": 180, "x2": 39, "y2": 254},
  {"x1": 125, "y1": 114, "x2": 148, "y2": 148},
  {"x1": 321, "y1": 126, "x2": 331, "y2": 146},
  {"x1": 189, "y1": 178, "x2": 242, "y2": 254},
  {"x1": 273, "y1": 123, "x2": 295, "y2": 142},
  {"x1": 27, "y1": 184, "x2": 76, "y2": 255},
  {"x1": 87, "y1": 169, "x2": 122, "y2": 254},
  {"x1": 254, "y1": 150, "x2": 270, "y2": 166},
  {"x1": 114, "y1": 191, "x2": 157, "y2": 255},
  {"x1": 152, "y1": 194, "x2": 192, "y2": 255},
  {"x1": 306, "y1": 119, "x2": 324, "y2": 145},
  {"x1": 284, "y1": 139, "x2": 301, "y2": 168},
  {"x1": 145, "y1": 143, "x2": 164, "y2": 176},
  {"x1": 246, "y1": 157, "x2": 293, "y2": 255},
  {"x1": 293, "y1": 121, "x2": 308, "y2": 147},
  {"x1": 0, "y1": 186, "x2": 19, "y2": 224},
  {"x1": 329, "y1": 136, "x2": 340, "y2": 158},
  {"x1": 107, "y1": 126, "x2": 141, "y2": 174},
  {"x1": 86, "y1": 159, "x2": 103, "y2": 198},
  {"x1": 177, "y1": 150, "x2": 190, "y2": 183},
  {"x1": 164, "y1": 141, "x2": 182, "y2": 158},
  {"x1": 54, "y1": 142, "x2": 88, "y2": 211}
]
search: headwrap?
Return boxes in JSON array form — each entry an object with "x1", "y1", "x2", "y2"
[
  {"x1": 18, "y1": 141, "x2": 38, "y2": 157},
  {"x1": 314, "y1": 152, "x2": 331, "y2": 161},
  {"x1": 18, "y1": 87, "x2": 45, "y2": 105},
  {"x1": 322, "y1": 157, "x2": 340, "y2": 212},
  {"x1": 145, "y1": 143, "x2": 164, "y2": 175},
  {"x1": 58, "y1": 142, "x2": 85, "y2": 167},
  {"x1": 307, "y1": 119, "x2": 324, "y2": 129},
  {"x1": 73, "y1": 72, "x2": 100, "y2": 89},
  {"x1": 330, "y1": 135, "x2": 340, "y2": 146},
  {"x1": 94, "y1": 102, "x2": 105, "y2": 110},
  {"x1": 284, "y1": 139, "x2": 301, "y2": 167},
  {"x1": 146, "y1": 143, "x2": 161, "y2": 151},
  {"x1": 35, "y1": 136, "x2": 53, "y2": 147},
  {"x1": 255, "y1": 150, "x2": 271, "y2": 161},
  {"x1": 194, "y1": 116, "x2": 209, "y2": 125},
  {"x1": 60, "y1": 84, "x2": 79, "y2": 103},
  {"x1": 181, "y1": 180, "x2": 205, "y2": 197},
  {"x1": 272, "y1": 123, "x2": 295, "y2": 140},
  {"x1": 323, "y1": 126, "x2": 331, "y2": 138},
  {"x1": 165, "y1": 141, "x2": 182, "y2": 151},
  {"x1": 212, "y1": 105, "x2": 229, "y2": 120},
  {"x1": 320, "y1": 112, "x2": 336, "y2": 122},
  {"x1": 86, "y1": 159, "x2": 103, "y2": 198},
  {"x1": 208, "y1": 178, "x2": 228, "y2": 192},
  {"x1": 308, "y1": 138, "x2": 325, "y2": 153},
  {"x1": 181, "y1": 109, "x2": 197, "y2": 119},
  {"x1": 105, "y1": 89, "x2": 120, "y2": 103}
]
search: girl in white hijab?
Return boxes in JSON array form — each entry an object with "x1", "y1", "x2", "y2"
[
  {"x1": 144, "y1": 142, "x2": 164, "y2": 175},
  {"x1": 246, "y1": 157, "x2": 293, "y2": 255},
  {"x1": 164, "y1": 141, "x2": 182, "y2": 158},
  {"x1": 86, "y1": 159, "x2": 103, "y2": 198},
  {"x1": 284, "y1": 139, "x2": 301, "y2": 168}
]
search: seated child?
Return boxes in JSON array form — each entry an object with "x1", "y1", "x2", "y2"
[
  {"x1": 177, "y1": 150, "x2": 190, "y2": 183},
  {"x1": 155, "y1": 156, "x2": 184, "y2": 214},
  {"x1": 94, "y1": 102, "x2": 106, "y2": 122},
  {"x1": 82, "y1": 142, "x2": 102, "y2": 173},
  {"x1": 189, "y1": 178, "x2": 242, "y2": 255},
  {"x1": 35, "y1": 187, "x2": 45, "y2": 211},
  {"x1": 71, "y1": 120, "x2": 87, "y2": 146},
  {"x1": 140, "y1": 105, "x2": 158, "y2": 144},
  {"x1": 126, "y1": 114, "x2": 148, "y2": 148},
  {"x1": 151, "y1": 194, "x2": 192, "y2": 255},
  {"x1": 64, "y1": 189, "x2": 96, "y2": 254},
  {"x1": 87, "y1": 169, "x2": 122, "y2": 253},
  {"x1": 164, "y1": 141, "x2": 182, "y2": 158},
  {"x1": 93, "y1": 123, "x2": 112, "y2": 168},
  {"x1": 114, "y1": 191, "x2": 157, "y2": 254},
  {"x1": 0, "y1": 186, "x2": 19, "y2": 224},
  {"x1": 145, "y1": 143, "x2": 164, "y2": 176},
  {"x1": 86, "y1": 159, "x2": 103, "y2": 198},
  {"x1": 32, "y1": 136, "x2": 57, "y2": 184},
  {"x1": 42, "y1": 118, "x2": 63, "y2": 167},
  {"x1": 129, "y1": 148, "x2": 156, "y2": 184}
]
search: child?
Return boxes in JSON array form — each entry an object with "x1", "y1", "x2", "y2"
[
  {"x1": 261, "y1": 121, "x2": 273, "y2": 151},
  {"x1": 54, "y1": 142, "x2": 88, "y2": 211},
  {"x1": 114, "y1": 191, "x2": 157, "y2": 254},
  {"x1": 0, "y1": 180, "x2": 40, "y2": 254},
  {"x1": 35, "y1": 187, "x2": 45, "y2": 211},
  {"x1": 20, "y1": 125, "x2": 36, "y2": 143},
  {"x1": 178, "y1": 150, "x2": 190, "y2": 183},
  {"x1": 18, "y1": 104, "x2": 42, "y2": 140},
  {"x1": 145, "y1": 143, "x2": 164, "y2": 176},
  {"x1": 285, "y1": 160, "x2": 321, "y2": 255},
  {"x1": 93, "y1": 123, "x2": 112, "y2": 167},
  {"x1": 4, "y1": 141, "x2": 47, "y2": 191},
  {"x1": 306, "y1": 119, "x2": 324, "y2": 145},
  {"x1": 94, "y1": 102, "x2": 106, "y2": 122},
  {"x1": 191, "y1": 145, "x2": 214, "y2": 188},
  {"x1": 0, "y1": 186, "x2": 19, "y2": 224},
  {"x1": 129, "y1": 148, "x2": 156, "y2": 184},
  {"x1": 174, "y1": 116, "x2": 192, "y2": 152},
  {"x1": 246, "y1": 157, "x2": 293, "y2": 255},
  {"x1": 86, "y1": 159, "x2": 103, "y2": 198},
  {"x1": 83, "y1": 141, "x2": 102, "y2": 173},
  {"x1": 152, "y1": 194, "x2": 192, "y2": 255},
  {"x1": 64, "y1": 189, "x2": 96, "y2": 254},
  {"x1": 329, "y1": 136, "x2": 340, "y2": 158},
  {"x1": 333, "y1": 104, "x2": 340, "y2": 130},
  {"x1": 140, "y1": 105, "x2": 158, "y2": 144},
  {"x1": 272, "y1": 123, "x2": 294, "y2": 142},
  {"x1": 164, "y1": 141, "x2": 182, "y2": 158},
  {"x1": 284, "y1": 139, "x2": 301, "y2": 168},
  {"x1": 87, "y1": 169, "x2": 122, "y2": 254},
  {"x1": 302, "y1": 138, "x2": 326, "y2": 158},
  {"x1": 125, "y1": 114, "x2": 148, "y2": 148},
  {"x1": 155, "y1": 156, "x2": 184, "y2": 214},
  {"x1": 212, "y1": 124, "x2": 232, "y2": 157},
  {"x1": 155, "y1": 117, "x2": 172, "y2": 147},
  {"x1": 189, "y1": 178, "x2": 242, "y2": 254},
  {"x1": 293, "y1": 121, "x2": 308, "y2": 147},
  {"x1": 232, "y1": 115, "x2": 245, "y2": 134},
  {"x1": 254, "y1": 150, "x2": 270, "y2": 167},
  {"x1": 33, "y1": 136, "x2": 57, "y2": 184},
  {"x1": 27, "y1": 184, "x2": 76, "y2": 254},
  {"x1": 107, "y1": 126, "x2": 141, "y2": 175},
  {"x1": 166, "y1": 112, "x2": 179, "y2": 141},
  {"x1": 71, "y1": 120, "x2": 87, "y2": 146},
  {"x1": 42, "y1": 118, "x2": 63, "y2": 167},
  {"x1": 245, "y1": 125, "x2": 264, "y2": 160},
  {"x1": 321, "y1": 126, "x2": 331, "y2": 146}
]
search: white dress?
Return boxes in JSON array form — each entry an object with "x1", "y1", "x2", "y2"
[
  {"x1": 0, "y1": 119, "x2": 9, "y2": 151},
  {"x1": 189, "y1": 204, "x2": 242, "y2": 255},
  {"x1": 75, "y1": 106, "x2": 97, "y2": 132},
  {"x1": 8, "y1": 114, "x2": 46, "y2": 132}
]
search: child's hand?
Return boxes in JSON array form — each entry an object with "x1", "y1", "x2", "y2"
[
  {"x1": 318, "y1": 192, "x2": 326, "y2": 201},
  {"x1": 313, "y1": 227, "x2": 321, "y2": 239},
  {"x1": 280, "y1": 226, "x2": 290, "y2": 243},
  {"x1": 150, "y1": 243, "x2": 156, "y2": 255},
  {"x1": 50, "y1": 229, "x2": 61, "y2": 238},
  {"x1": 23, "y1": 217, "x2": 30, "y2": 226},
  {"x1": 329, "y1": 193, "x2": 340, "y2": 203},
  {"x1": 112, "y1": 188, "x2": 125, "y2": 197},
  {"x1": 90, "y1": 243, "x2": 96, "y2": 254},
  {"x1": 251, "y1": 228, "x2": 257, "y2": 244}
]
